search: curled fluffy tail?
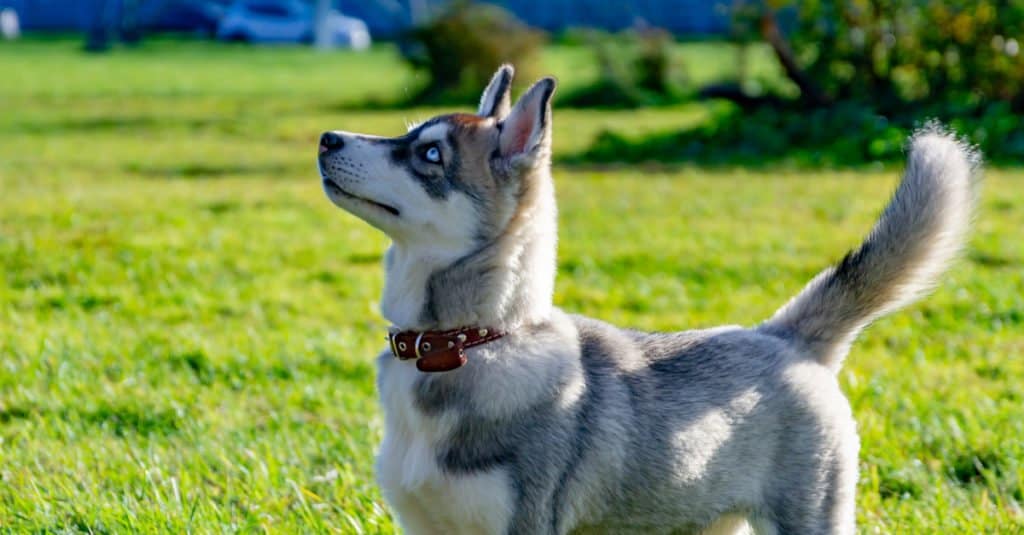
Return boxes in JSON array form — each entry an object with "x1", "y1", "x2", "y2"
[{"x1": 759, "y1": 126, "x2": 980, "y2": 371}]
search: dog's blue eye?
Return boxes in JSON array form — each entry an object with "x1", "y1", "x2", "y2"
[{"x1": 422, "y1": 145, "x2": 442, "y2": 164}]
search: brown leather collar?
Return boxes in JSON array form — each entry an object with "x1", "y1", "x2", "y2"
[{"x1": 388, "y1": 326, "x2": 505, "y2": 372}]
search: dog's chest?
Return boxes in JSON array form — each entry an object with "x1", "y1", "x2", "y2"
[
  {"x1": 374, "y1": 357, "x2": 514, "y2": 533},
  {"x1": 375, "y1": 357, "x2": 447, "y2": 489}
]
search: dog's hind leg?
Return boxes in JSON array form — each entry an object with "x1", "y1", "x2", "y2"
[
  {"x1": 757, "y1": 388, "x2": 859, "y2": 535},
  {"x1": 760, "y1": 448, "x2": 858, "y2": 535}
]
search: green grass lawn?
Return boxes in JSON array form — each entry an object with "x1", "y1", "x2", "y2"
[{"x1": 1, "y1": 37, "x2": 1022, "y2": 533}]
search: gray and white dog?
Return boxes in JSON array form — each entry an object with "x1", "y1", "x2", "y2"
[{"x1": 317, "y1": 65, "x2": 979, "y2": 534}]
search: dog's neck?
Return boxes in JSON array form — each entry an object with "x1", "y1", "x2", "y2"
[{"x1": 380, "y1": 169, "x2": 557, "y2": 332}]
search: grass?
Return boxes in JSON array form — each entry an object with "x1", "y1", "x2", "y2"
[{"x1": 1, "y1": 36, "x2": 1022, "y2": 533}]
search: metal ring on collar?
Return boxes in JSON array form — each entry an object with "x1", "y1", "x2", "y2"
[{"x1": 389, "y1": 332, "x2": 399, "y2": 358}]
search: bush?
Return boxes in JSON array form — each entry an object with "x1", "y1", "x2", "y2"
[
  {"x1": 737, "y1": 0, "x2": 1024, "y2": 114},
  {"x1": 581, "y1": 1, "x2": 1024, "y2": 165},
  {"x1": 400, "y1": 1, "x2": 545, "y2": 104},
  {"x1": 561, "y1": 27, "x2": 688, "y2": 108}
]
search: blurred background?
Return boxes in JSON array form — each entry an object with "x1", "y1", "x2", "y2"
[{"x1": 1, "y1": 1, "x2": 1022, "y2": 532}]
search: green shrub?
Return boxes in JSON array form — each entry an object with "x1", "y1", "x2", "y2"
[
  {"x1": 401, "y1": 1, "x2": 545, "y2": 104},
  {"x1": 581, "y1": 1, "x2": 1024, "y2": 164},
  {"x1": 561, "y1": 27, "x2": 688, "y2": 108},
  {"x1": 765, "y1": 0, "x2": 1024, "y2": 114}
]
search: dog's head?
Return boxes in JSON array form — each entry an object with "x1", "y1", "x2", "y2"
[{"x1": 318, "y1": 65, "x2": 556, "y2": 259}]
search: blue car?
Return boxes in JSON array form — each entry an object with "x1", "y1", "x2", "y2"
[{"x1": 216, "y1": 0, "x2": 370, "y2": 49}]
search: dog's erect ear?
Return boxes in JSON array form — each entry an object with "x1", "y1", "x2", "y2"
[
  {"x1": 497, "y1": 77, "x2": 556, "y2": 165},
  {"x1": 478, "y1": 64, "x2": 515, "y2": 119}
]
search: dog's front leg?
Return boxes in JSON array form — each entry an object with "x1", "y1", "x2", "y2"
[
  {"x1": 502, "y1": 484, "x2": 569, "y2": 535},
  {"x1": 438, "y1": 468, "x2": 518, "y2": 535},
  {"x1": 386, "y1": 489, "x2": 445, "y2": 535},
  {"x1": 386, "y1": 469, "x2": 519, "y2": 535}
]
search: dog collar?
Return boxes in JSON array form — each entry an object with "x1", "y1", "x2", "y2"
[{"x1": 387, "y1": 326, "x2": 505, "y2": 372}]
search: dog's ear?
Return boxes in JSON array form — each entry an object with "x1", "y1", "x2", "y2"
[
  {"x1": 478, "y1": 64, "x2": 515, "y2": 119},
  {"x1": 497, "y1": 77, "x2": 556, "y2": 167}
]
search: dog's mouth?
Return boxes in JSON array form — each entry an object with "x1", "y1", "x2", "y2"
[{"x1": 322, "y1": 179, "x2": 401, "y2": 216}]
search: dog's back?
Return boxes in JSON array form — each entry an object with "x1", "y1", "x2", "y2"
[
  {"x1": 569, "y1": 127, "x2": 981, "y2": 533},
  {"x1": 555, "y1": 316, "x2": 854, "y2": 534}
]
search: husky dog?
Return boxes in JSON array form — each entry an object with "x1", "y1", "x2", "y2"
[{"x1": 317, "y1": 65, "x2": 979, "y2": 534}]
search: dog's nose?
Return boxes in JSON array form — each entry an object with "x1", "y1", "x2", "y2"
[{"x1": 320, "y1": 132, "x2": 344, "y2": 154}]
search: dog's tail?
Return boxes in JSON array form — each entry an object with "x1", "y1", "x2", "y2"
[{"x1": 758, "y1": 126, "x2": 980, "y2": 372}]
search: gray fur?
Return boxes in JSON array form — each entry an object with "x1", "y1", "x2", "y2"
[
  {"x1": 478, "y1": 64, "x2": 515, "y2": 119},
  {"x1": 387, "y1": 311, "x2": 860, "y2": 534},
  {"x1": 760, "y1": 126, "x2": 980, "y2": 370},
  {"x1": 380, "y1": 115, "x2": 485, "y2": 201},
  {"x1": 320, "y1": 67, "x2": 979, "y2": 534}
]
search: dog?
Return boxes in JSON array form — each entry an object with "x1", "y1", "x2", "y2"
[{"x1": 317, "y1": 65, "x2": 979, "y2": 534}]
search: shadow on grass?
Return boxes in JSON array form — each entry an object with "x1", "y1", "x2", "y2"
[
  {"x1": 563, "y1": 100, "x2": 1024, "y2": 169},
  {"x1": 76, "y1": 403, "x2": 181, "y2": 437},
  {"x1": 125, "y1": 162, "x2": 296, "y2": 179},
  {"x1": 948, "y1": 448, "x2": 1008, "y2": 486},
  {"x1": 969, "y1": 251, "x2": 1022, "y2": 269},
  {"x1": 0, "y1": 401, "x2": 181, "y2": 437},
  {"x1": 167, "y1": 349, "x2": 374, "y2": 390},
  {"x1": 0, "y1": 404, "x2": 33, "y2": 423},
  {"x1": 322, "y1": 95, "x2": 418, "y2": 112},
  {"x1": 559, "y1": 254, "x2": 792, "y2": 287},
  {"x1": 875, "y1": 464, "x2": 925, "y2": 500},
  {"x1": 7, "y1": 115, "x2": 225, "y2": 134},
  {"x1": 558, "y1": 76, "x2": 692, "y2": 110}
]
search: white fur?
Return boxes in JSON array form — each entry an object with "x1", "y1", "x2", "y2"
[
  {"x1": 320, "y1": 127, "x2": 480, "y2": 258},
  {"x1": 319, "y1": 126, "x2": 483, "y2": 329},
  {"x1": 381, "y1": 215, "x2": 478, "y2": 329},
  {"x1": 478, "y1": 64, "x2": 514, "y2": 119},
  {"x1": 376, "y1": 357, "x2": 513, "y2": 533},
  {"x1": 375, "y1": 331, "x2": 579, "y2": 534},
  {"x1": 763, "y1": 130, "x2": 978, "y2": 369},
  {"x1": 376, "y1": 357, "x2": 450, "y2": 491},
  {"x1": 374, "y1": 312, "x2": 588, "y2": 534},
  {"x1": 319, "y1": 71, "x2": 977, "y2": 534}
]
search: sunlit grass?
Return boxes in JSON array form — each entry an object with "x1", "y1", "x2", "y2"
[{"x1": 1, "y1": 37, "x2": 1022, "y2": 533}]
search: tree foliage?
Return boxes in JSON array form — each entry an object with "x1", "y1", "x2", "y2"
[
  {"x1": 585, "y1": 1, "x2": 1024, "y2": 165},
  {"x1": 737, "y1": 0, "x2": 1024, "y2": 114}
]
